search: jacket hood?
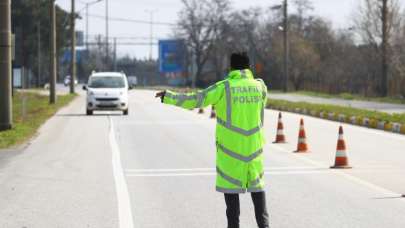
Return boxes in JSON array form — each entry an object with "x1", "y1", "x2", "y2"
[{"x1": 227, "y1": 69, "x2": 254, "y2": 80}]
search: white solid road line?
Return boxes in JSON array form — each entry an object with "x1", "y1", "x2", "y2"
[
  {"x1": 118, "y1": 120, "x2": 213, "y2": 125},
  {"x1": 124, "y1": 169, "x2": 332, "y2": 177},
  {"x1": 124, "y1": 165, "x2": 397, "y2": 178},
  {"x1": 109, "y1": 117, "x2": 135, "y2": 228},
  {"x1": 125, "y1": 168, "x2": 215, "y2": 172},
  {"x1": 124, "y1": 166, "x2": 320, "y2": 173},
  {"x1": 270, "y1": 143, "x2": 403, "y2": 197},
  {"x1": 126, "y1": 172, "x2": 216, "y2": 177}
]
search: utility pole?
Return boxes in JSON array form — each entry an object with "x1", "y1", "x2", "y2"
[
  {"x1": 86, "y1": 3, "x2": 89, "y2": 51},
  {"x1": 191, "y1": 51, "x2": 196, "y2": 88},
  {"x1": 105, "y1": 0, "x2": 109, "y2": 70},
  {"x1": 381, "y1": 0, "x2": 388, "y2": 97},
  {"x1": 283, "y1": 0, "x2": 289, "y2": 92},
  {"x1": 0, "y1": 0, "x2": 12, "y2": 130},
  {"x1": 149, "y1": 11, "x2": 153, "y2": 60},
  {"x1": 145, "y1": 10, "x2": 156, "y2": 60},
  {"x1": 113, "y1": 37, "x2": 117, "y2": 71},
  {"x1": 86, "y1": 0, "x2": 103, "y2": 51},
  {"x1": 37, "y1": 21, "x2": 41, "y2": 87},
  {"x1": 37, "y1": 0, "x2": 41, "y2": 87},
  {"x1": 50, "y1": 0, "x2": 57, "y2": 103},
  {"x1": 70, "y1": 0, "x2": 76, "y2": 94}
]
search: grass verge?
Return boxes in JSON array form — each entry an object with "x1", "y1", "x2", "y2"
[
  {"x1": 267, "y1": 99, "x2": 405, "y2": 125},
  {"x1": 0, "y1": 92, "x2": 77, "y2": 149},
  {"x1": 269, "y1": 90, "x2": 405, "y2": 104}
]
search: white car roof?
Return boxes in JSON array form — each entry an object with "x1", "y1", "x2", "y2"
[{"x1": 90, "y1": 72, "x2": 126, "y2": 78}]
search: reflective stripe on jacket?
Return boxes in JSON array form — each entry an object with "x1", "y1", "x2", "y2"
[{"x1": 163, "y1": 69, "x2": 268, "y2": 193}]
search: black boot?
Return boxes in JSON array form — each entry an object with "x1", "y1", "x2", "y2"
[
  {"x1": 224, "y1": 193, "x2": 240, "y2": 228},
  {"x1": 251, "y1": 192, "x2": 270, "y2": 228}
]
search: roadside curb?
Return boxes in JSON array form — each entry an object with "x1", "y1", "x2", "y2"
[{"x1": 268, "y1": 105, "x2": 405, "y2": 136}]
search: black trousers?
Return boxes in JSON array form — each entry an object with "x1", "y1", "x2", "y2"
[{"x1": 224, "y1": 192, "x2": 269, "y2": 228}]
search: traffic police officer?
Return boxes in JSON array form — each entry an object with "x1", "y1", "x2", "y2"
[{"x1": 156, "y1": 52, "x2": 269, "y2": 228}]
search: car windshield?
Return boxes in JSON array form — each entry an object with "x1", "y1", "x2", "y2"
[{"x1": 88, "y1": 76, "x2": 125, "y2": 88}]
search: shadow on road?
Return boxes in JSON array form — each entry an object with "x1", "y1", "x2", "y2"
[{"x1": 372, "y1": 196, "x2": 405, "y2": 200}]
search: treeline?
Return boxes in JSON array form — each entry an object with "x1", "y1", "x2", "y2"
[
  {"x1": 12, "y1": 0, "x2": 72, "y2": 86},
  {"x1": 175, "y1": 0, "x2": 405, "y2": 97}
]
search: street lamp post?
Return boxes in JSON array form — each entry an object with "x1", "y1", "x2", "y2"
[
  {"x1": 381, "y1": 0, "x2": 388, "y2": 97},
  {"x1": 271, "y1": 1, "x2": 289, "y2": 92},
  {"x1": 105, "y1": 0, "x2": 109, "y2": 69},
  {"x1": 283, "y1": 0, "x2": 289, "y2": 92},
  {"x1": 85, "y1": 0, "x2": 103, "y2": 51},
  {"x1": 0, "y1": 0, "x2": 12, "y2": 130}
]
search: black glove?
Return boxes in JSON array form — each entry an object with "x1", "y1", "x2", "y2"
[{"x1": 155, "y1": 91, "x2": 166, "y2": 103}]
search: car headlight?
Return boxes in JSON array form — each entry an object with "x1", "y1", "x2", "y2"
[{"x1": 89, "y1": 91, "x2": 94, "y2": 96}]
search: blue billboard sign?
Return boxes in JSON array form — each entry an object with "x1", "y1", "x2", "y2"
[
  {"x1": 61, "y1": 49, "x2": 87, "y2": 64},
  {"x1": 159, "y1": 39, "x2": 185, "y2": 73}
]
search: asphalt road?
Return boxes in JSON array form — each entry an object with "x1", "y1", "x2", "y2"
[
  {"x1": 1, "y1": 89, "x2": 405, "y2": 227},
  {"x1": 270, "y1": 93, "x2": 405, "y2": 114}
]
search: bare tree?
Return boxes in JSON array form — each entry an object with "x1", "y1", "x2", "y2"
[
  {"x1": 390, "y1": 14, "x2": 405, "y2": 96},
  {"x1": 177, "y1": 0, "x2": 231, "y2": 87},
  {"x1": 172, "y1": 0, "x2": 404, "y2": 97},
  {"x1": 354, "y1": 0, "x2": 402, "y2": 96},
  {"x1": 292, "y1": 0, "x2": 314, "y2": 32},
  {"x1": 271, "y1": 33, "x2": 320, "y2": 90},
  {"x1": 83, "y1": 35, "x2": 114, "y2": 78}
]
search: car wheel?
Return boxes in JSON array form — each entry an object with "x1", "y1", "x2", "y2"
[
  {"x1": 86, "y1": 109, "x2": 93, "y2": 115},
  {"x1": 123, "y1": 109, "x2": 129, "y2": 115}
]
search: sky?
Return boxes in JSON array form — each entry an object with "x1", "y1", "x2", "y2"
[{"x1": 56, "y1": 0, "x2": 360, "y2": 59}]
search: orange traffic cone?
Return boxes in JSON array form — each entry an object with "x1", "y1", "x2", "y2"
[
  {"x1": 294, "y1": 118, "x2": 309, "y2": 153},
  {"x1": 273, "y1": 112, "x2": 286, "y2": 143},
  {"x1": 210, "y1": 106, "x2": 216, "y2": 118},
  {"x1": 331, "y1": 126, "x2": 352, "y2": 169},
  {"x1": 198, "y1": 108, "x2": 204, "y2": 114}
]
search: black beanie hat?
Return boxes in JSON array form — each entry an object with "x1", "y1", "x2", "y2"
[{"x1": 230, "y1": 52, "x2": 250, "y2": 70}]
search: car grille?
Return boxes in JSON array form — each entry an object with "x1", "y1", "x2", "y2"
[
  {"x1": 95, "y1": 97, "x2": 119, "y2": 101},
  {"x1": 96, "y1": 104, "x2": 118, "y2": 108}
]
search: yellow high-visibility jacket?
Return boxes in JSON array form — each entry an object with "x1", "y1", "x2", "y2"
[{"x1": 163, "y1": 69, "x2": 267, "y2": 193}]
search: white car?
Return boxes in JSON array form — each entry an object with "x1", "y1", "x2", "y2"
[
  {"x1": 127, "y1": 76, "x2": 138, "y2": 87},
  {"x1": 83, "y1": 72, "x2": 130, "y2": 115},
  {"x1": 64, "y1": 75, "x2": 78, "y2": 86}
]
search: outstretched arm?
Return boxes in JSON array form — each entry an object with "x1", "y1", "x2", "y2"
[{"x1": 155, "y1": 81, "x2": 225, "y2": 110}]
